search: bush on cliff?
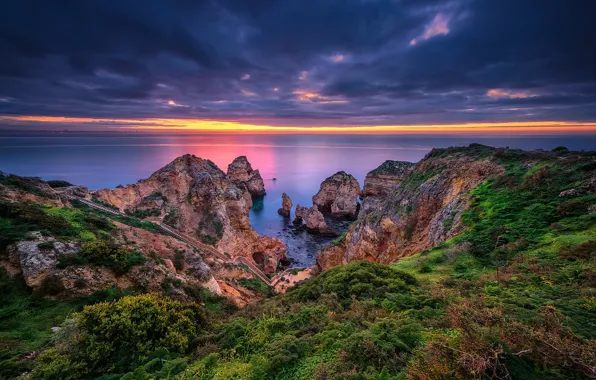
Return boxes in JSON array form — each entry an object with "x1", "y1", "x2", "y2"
[
  {"x1": 58, "y1": 240, "x2": 146, "y2": 274},
  {"x1": 30, "y1": 294, "x2": 207, "y2": 378}
]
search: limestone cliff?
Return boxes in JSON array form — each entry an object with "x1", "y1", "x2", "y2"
[
  {"x1": 312, "y1": 171, "x2": 361, "y2": 219},
  {"x1": 317, "y1": 145, "x2": 505, "y2": 269},
  {"x1": 227, "y1": 156, "x2": 266, "y2": 197},
  {"x1": 94, "y1": 154, "x2": 286, "y2": 272},
  {"x1": 361, "y1": 160, "x2": 414, "y2": 199}
]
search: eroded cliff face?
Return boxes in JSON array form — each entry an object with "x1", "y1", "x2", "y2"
[
  {"x1": 317, "y1": 146, "x2": 505, "y2": 269},
  {"x1": 227, "y1": 156, "x2": 266, "y2": 197},
  {"x1": 361, "y1": 160, "x2": 414, "y2": 207},
  {"x1": 312, "y1": 171, "x2": 361, "y2": 218},
  {"x1": 94, "y1": 154, "x2": 286, "y2": 272}
]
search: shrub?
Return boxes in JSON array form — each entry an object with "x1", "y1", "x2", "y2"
[
  {"x1": 46, "y1": 180, "x2": 73, "y2": 188},
  {"x1": 559, "y1": 241, "x2": 596, "y2": 261},
  {"x1": 34, "y1": 275, "x2": 66, "y2": 297},
  {"x1": 31, "y1": 294, "x2": 207, "y2": 377},
  {"x1": 57, "y1": 241, "x2": 146, "y2": 274},
  {"x1": 288, "y1": 261, "x2": 417, "y2": 306},
  {"x1": 37, "y1": 241, "x2": 55, "y2": 250}
]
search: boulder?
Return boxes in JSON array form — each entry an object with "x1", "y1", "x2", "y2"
[
  {"x1": 294, "y1": 205, "x2": 334, "y2": 235},
  {"x1": 7, "y1": 232, "x2": 79, "y2": 288}
]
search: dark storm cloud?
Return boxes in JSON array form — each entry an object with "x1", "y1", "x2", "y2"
[{"x1": 0, "y1": 0, "x2": 594, "y2": 126}]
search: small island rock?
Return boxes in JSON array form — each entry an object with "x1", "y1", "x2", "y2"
[
  {"x1": 312, "y1": 171, "x2": 361, "y2": 219},
  {"x1": 227, "y1": 156, "x2": 266, "y2": 197},
  {"x1": 277, "y1": 192, "x2": 292, "y2": 217}
]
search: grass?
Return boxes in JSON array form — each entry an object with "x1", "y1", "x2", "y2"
[
  {"x1": 0, "y1": 269, "x2": 136, "y2": 378},
  {"x1": 71, "y1": 200, "x2": 167, "y2": 235}
]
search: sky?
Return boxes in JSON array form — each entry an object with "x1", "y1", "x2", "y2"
[{"x1": 0, "y1": 0, "x2": 595, "y2": 133}]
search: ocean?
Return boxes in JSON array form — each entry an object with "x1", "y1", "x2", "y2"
[{"x1": 2, "y1": 131, "x2": 595, "y2": 266}]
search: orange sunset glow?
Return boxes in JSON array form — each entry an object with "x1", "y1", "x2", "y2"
[{"x1": 2, "y1": 115, "x2": 595, "y2": 134}]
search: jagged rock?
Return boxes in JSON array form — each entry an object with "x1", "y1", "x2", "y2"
[
  {"x1": 316, "y1": 243, "x2": 346, "y2": 271},
  {"x1": 312, "y1": 171, "x2": 361, "y2": 219},
  {"x1": 294, "y1": 205, "x2": 334, "y2": 234},
  {"x1": 361, "y1": 160, "x2": 414, "y2": 199},
  {"x1": 61, "y1": 185, "x2": 90, "y2": 199},
  {"x1": 277, "y1": 193, "x2": 292, "y2": 217},
  {"x1": 316, "y1": 145, "x2": 505, "y2": 270},
  {"x1": 7, "y1": 232, "x2": 79, "y2": 287},
  {"x1": 94, "y1": 154, "x2": 286, "y2": 271},
  {"x1": 227, "y1": 156, "x2": 266, "y2": 197}
]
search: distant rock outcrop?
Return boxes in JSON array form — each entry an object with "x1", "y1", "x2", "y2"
[
  {"x1": 294, "y1": 205, "x2": 334, "y2": 235},
  {"x1": 94, "y1": 154, "x2": 286, "y2": 272},
  {"x1": 277, "y1": 193, "x2": 292, "y2": 217},
  {"x1": 227, "y1": 156, "x2": 266, "y2": 197},
  {"x1": 312, "y1": 171, "x2": 361, "y2": 219},
  {"x1": 361, "y1": 160, "x2": 414, "y2": 198}
]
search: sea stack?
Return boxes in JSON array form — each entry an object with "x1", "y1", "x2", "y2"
[
  {"x1": 293, "y1": 205, "x2": 334, "y2": 235},
  {"x1": 227, "y1": 156, "x2": 266, "y2": 197},
  {"x1": 312, "y1": 171, "x2": 361, "y2": 219},
  {"x1": 277, "y1": 192, "x2": 292, "y2": 217}
]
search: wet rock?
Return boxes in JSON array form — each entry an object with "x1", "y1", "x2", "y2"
[
  {"x1": 294, "y1": 205, "x2": 334, "y2": 235},
  {"x1": 312, "y1": 171, "x2": 361, "y2": 219},
  {"x1": 277, "y1": 192, "x2": 292, "y2": 217}
]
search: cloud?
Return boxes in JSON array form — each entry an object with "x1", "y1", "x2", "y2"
[
  {"x1": 0, "y1": 0, "x2": 593, "y2": 127},
  {"x1": 487, "y1": 89, "x2": 537, "y2": 99},
  {"x1": 329, "y1": 54, "x2": 345, "y2": 62},
  {"x1": 410, "y1": 13, "x2": 450, "y2": 46}
]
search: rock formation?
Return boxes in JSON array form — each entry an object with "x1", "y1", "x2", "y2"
[
  {"x1": 312, "y1": 171, "x2": 360, "y2": 219},
  {"x1": 316, "y1": 145, "x2": 505, "y2": 271},
  {"x1": 227, "y1": 156, "x2": 266, "y2": 197},
  {"x1": 277, "y1": 193, "x2": 292, "y2": 217},
  {"x1": 294, "y1": 205, "x2": 334, "y2": 234},
  {"x1": 94, "y1": 154, "x2": 286, "y2": 272},
  {"x1": 361, "y1": 160, "x2": 414, "y2": 199}
]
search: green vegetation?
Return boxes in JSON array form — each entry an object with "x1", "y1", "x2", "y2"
[
  {"x1": 237, "y1": 278, "x2": 273, "y2": 296},
  {"x1": 196, "y1": 212, "x2": 224, "y2": 246},
  {"x1": 30, "y1": 294, "x2": 206, "y2": 379},
  {"x1": 1, "y1": 147, "x2": 595, "y2": 379},
  {"x1": 71, "y1": 200, "x2": 166, "y2": 235},
  {"x1": 46, "y1": 180, "x2": 73, "y2": 188},
  {"x1": 0, "y1": 268, "x2": 136, "y2": 378},
  {"x1": 57, "y1": 240, "x2": 146, "y2": 275},
  {"x1": 0, "y1": 173, "x2": 48, "y2": 196},
  {"x1": 0, "y1": 201, "x2": 115, "y2": 250},
  {"x1": 124, "y1": 207, "x2": 161, "y2": 219}
]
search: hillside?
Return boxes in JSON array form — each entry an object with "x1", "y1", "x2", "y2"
[{"x1": 1, "y1": 144, "x2": 595, "y2": 379}]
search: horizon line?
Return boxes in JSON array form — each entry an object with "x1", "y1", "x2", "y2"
[{"x1": 1, "y1": 115, "x2": 595, "y2": 134}]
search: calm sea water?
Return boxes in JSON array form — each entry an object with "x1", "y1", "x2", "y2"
[{"x1": 2, "y1": 131, "x2": 595, "y2": 266}]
